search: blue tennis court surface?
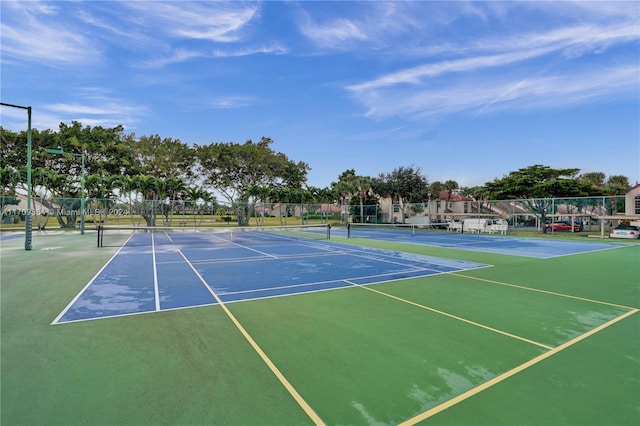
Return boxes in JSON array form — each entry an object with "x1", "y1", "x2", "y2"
[
  {"x1": 53, "y1": 235, "x2": 489, "y2": 324},
  {"x1": 336, "y1": 227, "x2": 626, "y2": 258},
  {"x1": 0, "y1": 233, "x2": 23, "y2": 242}
]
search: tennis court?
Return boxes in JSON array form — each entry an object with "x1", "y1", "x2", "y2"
[
  {"x1": 53, "y1": 226, "x2": 489, "y2": 323},
  {"x1": 1, "y1": 226, "x2": 638, "y2": 425},
  {"x1": 339, "y1": 223, "x2": 627, "y2": 258},
  {"x1": 0, "y1": 233, "x2": 23, "y2": 242}
]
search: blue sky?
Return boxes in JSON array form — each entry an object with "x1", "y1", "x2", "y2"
[{"x1": 1, "y1": 1, "x2": 639, "y2": 189}]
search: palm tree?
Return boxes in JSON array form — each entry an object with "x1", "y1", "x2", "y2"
[
  {"x1": 118, "y1": 176, "x2": 143, "y2": 226},
  {"x1": 0, "y1": 168, "x2": 21, "y2": 223},
  {"x1": 313, "y1": 186, "x2": 338, "y2": 223},
  {"x1": 442, "y1": 180, "x2": 459, "y2": 213},
  {"x1": 604, "y1": 175, "x2": 630, "y2": 215},
  {"x1": 42, "y1": 171, "x2": 79, "y2": 229},
  {"x1": 84, "y1": 174, "x2": 122, "y2": 226},
  {"x1": 246, "y1": 184, "x2": 272, "y2": 226},
  {"x1": 353, "y1": 176, "x2": 373, "y2": 224},
  {"x1": 132, "y1": 175, "x2": 159, "y2": 226},
  {"x1": 199, "y1": 190, "x2": 216, "y2": 224},
  {"x1": 158, "y1": 176, "x2": 186, "y2": 225},
  {"x1": 184, "y1": 185, "x2": 210, "y2": 226},
  {"x1": 270, "y1": 186, "x2": 293, "y2": 225},
  {"x1": 299, "y1": 186, "x2": 316, "y2": 224},
  {"x1": 315, "y1": 187, "x2": 337, "y2": 204},
  {"x1": 332, "y1": 181, "x2": 354, "y2": 224}
]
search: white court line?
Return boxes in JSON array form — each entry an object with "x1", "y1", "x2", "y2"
[
  {"x1": 219, "y1": 268, "x2": 428, "y2": 296},
  {"x1": 224, "y1": 239, "x2": 279, "y2": 259},
  {"x1": 52, "y1": 244, "x2": 463, "y2": 325},
  {"x1": 51, "y1": 233, "x2": 135, "y2": 325},
  {"x1": 349, "y1": 230, "x2": 628, "y2": 259},
  {"x1": 152, "y1": 232, "x2": 160, "y2": 311},
  {"x1": 183, "y1": 251, "x2": 339, "y2": 266}
]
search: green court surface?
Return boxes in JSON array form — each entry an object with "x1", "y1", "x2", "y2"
[{"x1": 1, "y1": 230, "x2": 638, "y2": 425}]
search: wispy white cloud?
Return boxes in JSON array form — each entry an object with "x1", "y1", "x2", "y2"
[
  {"x1": 139, "y1": 43, "x2": 288, "y2": 68},
  {"x1": 139, "y1": 49, "x2": 210, "y2": 68},
  {"x1": 75, "y1": 8, "x2": 133, "y2": 39},
  {"x1": 349, "y1": 19, "x2": 638, "y2": 92},
  {"x1": 0, "y1": 1, "x2": 99, "y2": 65},
  {"x1": 38, "y1": 89, "x2": 146, "y2": 131},
  {"x1": 298, "y1": 14, "x2": 369, "y2": 50},
  {"x1": 353, "y1": 64, "x2": 639, "y2": 119},
  {"x1": 347, "y1": 47, "x2": 555, "y2": 92},
  {"x1": 207, "y1": 96, "x2": 257, "y2": 109},
  {"x1": 343, "y1": 1, "x2": 639, "y2": 120},
  {"x1": 120, "y1": 1, "x2": 260, "y2": 43},
  {"x1": 1, "y1": 1, "x2": 271, "y2": 69},
  {"x1": 295, "y1": 2, "x2": 428, "y2": 51},
  {"x1": 212, "y1": 44, "x2": 289, "y2": 58},
  {"x1": 47, "y1": 102, "x2": 136, "y2": 117}
]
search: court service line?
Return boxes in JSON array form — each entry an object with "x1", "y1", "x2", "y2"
[
  {"x1": 151, "y1": 232, "x2": 161, "y2": 311},
  {"x1": 451, "y1": 273, "x2": 637, "y2": 310},
  {"x1": 221, "y1": 268, "x2": 424, "y2": 296},
  {"x1": 344, "y1": 250, "x2": 465, "y2": 271},
  {"x1": 177, "y1": 250, "x2": 324, "y2": 426},
  {"x1": 345, "y1": 281, "x2": 553, "y2": 350},
  {"x1": 227, "y1": 240, "x2": 279, "y2": 259},
  {"x1": 183, "y1": 250, "x2": 339, "y2": 266},
  {"x1": 398, "y1": 308, "x2": 638, "y2": 425}
]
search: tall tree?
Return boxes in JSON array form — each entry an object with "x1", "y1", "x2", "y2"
[
  {"x1": 183, "y1": 186, "x2": 215, "y2": 226},
  {"x1": 0, "y1": 168, "x2": 20, "y2": 212},
  {"x1": 485, "y1": 165, "x2": 601, "y2": 232},
  {"x1": 195, "y1": 137, "x2": 309, "y2": 225},
  {"x1": 131, "y1": 175, "x2": 160, "y2": 226},
  {"x1": 126, "y1": 134, "x2": 195, "y2": 181},
  {"x1": 157, "y1": 176, "x2": 187, "y2": 225},
  {"x1": 56, "y1": 122, "x2": 136, "y2": 177},
  {"x1": 578, "y1": 172, "x2": 606, "y2": 189},
  {"x1": 331, "y1": 169, "x2": 357, "y2": 223},
  {"x1": 315, "y1": 186, "x2": 337, "y2": 204},
  {"x1": 373, "y1": 166, "x2": 428, "y2": 223},
  {"x1": 352, "y1": 175, "x2": 374, "y2": 223},
  {"x1": 604, "y1": 175, "x2": 630, "y2": 214},
  {"x1": 604, "y1": 175, "x2": 630, "y2": 195}
]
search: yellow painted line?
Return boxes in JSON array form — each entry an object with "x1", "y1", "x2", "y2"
[
  {"x1": 348, "y1": 281, "x2": 553, "y2": 350},
  {"x1": 179, "y1": 251, "x2": 325, "y2": 425},
  {"x1": 451, "y1": 273, "x2": 637, "y2": 310},
  {"x1": 398, "y1": 308, "x2": 638, "y2": 425}
]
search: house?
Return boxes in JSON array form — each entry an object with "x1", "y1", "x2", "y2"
[
  {"x1": 625, "y1": 183, "x2": 640, "y2": 216},
  {"x1": 377, "y1": 190, "x2": 477, "y2": 223},
  {"x1": 315, "y1": 204, "x2": 342, "y2": 215},
  {"x1": 2, "y1": 194, "x2": 56, "y2": 216}
]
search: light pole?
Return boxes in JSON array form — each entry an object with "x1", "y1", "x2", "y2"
[
  {"x1": 0, "y1": 102, "x2": 32, "y2": 250},
  {"x1": 46, "y1": 148, "x2": 85, "y2": 235}
]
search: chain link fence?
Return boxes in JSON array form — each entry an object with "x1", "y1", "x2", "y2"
[{"x1": 1, "y1": 195, "x2": 635, "y2": 232}]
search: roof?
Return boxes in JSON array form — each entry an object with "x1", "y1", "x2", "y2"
[
  {"x1": 2, "y1": 194, "x2": 59, "y2": 214},
  {"x1": 437, "y1": 190, "x2": 473, "y2": 201},
  {"x1": 316, "y1": 203, "x2": 342, "y2": 213}
]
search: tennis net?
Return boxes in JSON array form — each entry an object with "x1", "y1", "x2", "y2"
[
  {"x1": 96, "y1": 224, "x2": 331, "y2": 248},
  {"x1": 346, "y1": 222, "x2": 416, "y2": 238},
  {"x1": 343, "y1": 222, "x2": 454, "y2": 238}
]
